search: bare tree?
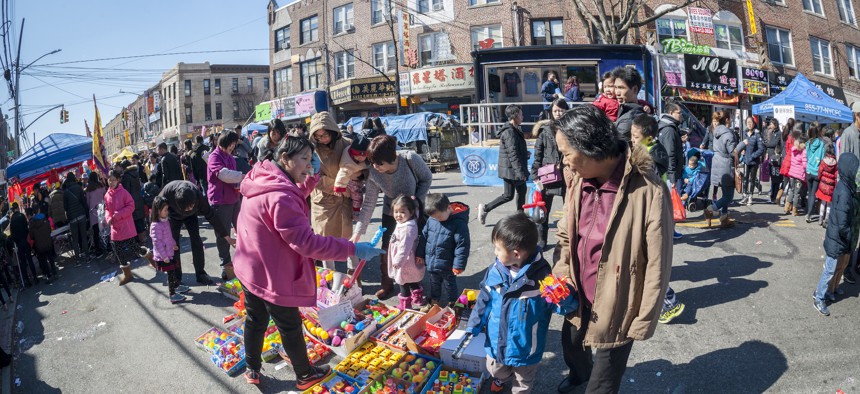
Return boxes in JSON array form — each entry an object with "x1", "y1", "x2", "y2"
[{"x1": 571, "y1": 0, "x2": 696, "y2": 44}]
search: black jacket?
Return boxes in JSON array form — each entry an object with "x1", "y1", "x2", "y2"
[
  {"x1": 648, "y1": 141, "x2": 670, "y2": 178},
  {"x1": 121, "y1": 166, "x2": 145, "y2": 220},
  {"x1": 62, "y1": 179, "x2": 88, "y2": 221},
  {"x1": 156, "y1": 152, "x2": 183, "y2": 187},
  {"x1": 739, "y1": 131, "x2": 765, "y2": 166},
  {"x1": 657, "y1": 114, "x2": 684, "y2": 183},
  {"x1": 158, "y1": 180, "x2": 229, "y2": 238},
  {"x1": 191, "y1": 144, "x2": 209, "y2": 186},
  {"x1": 615, "y1": 103, "x2": 646, "y2": 142},
  {"x1": 824, "y1": 153, "x2": 860, "y2": 257},
  {"x1": 701, "y1": 128, "x2": 714, "y2": 150},
  {"x1": 497, "y1": 123, "x2": 529, "y2": 181},
  {"x1": 421, "y1": 203, "x2": 470, "y2": 272},
  {"x1": 9, "y1": 212, "x2": 28, "y2": 241},
  {"x1": 530, "y1": 121, "x2": 564, "y2": 196},
  {"x1": 763, "y1": 128, "x2": 783, "y2": 159}
]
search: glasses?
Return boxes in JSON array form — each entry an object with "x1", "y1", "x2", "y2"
[{"x1": 313, "y1": 132, "x2": 330, "y2": 141}]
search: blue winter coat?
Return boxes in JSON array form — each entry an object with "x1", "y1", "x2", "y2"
[
  {"x1": 540, "y1": 80, "x2": 558, "y2": 109},
  {"x1": 806, "y1": 138, "x2": 825, "y2": 177},
  {"x1": 422, "y1": 202, "x2": 470, "y2": 272},
  {"x1": 739, "y1": 130, "x2": 765, "y2": 166},
  {"x1": 466, "y1": 254, "x2": 577, "y2": 367},
  {"x1": 824, "y1": 152, "x2": 859, "y2": 258}
]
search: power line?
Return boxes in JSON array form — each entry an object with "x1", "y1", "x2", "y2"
[{"x1": 38, "y1": 48, "x2": 271, "y2": 67}]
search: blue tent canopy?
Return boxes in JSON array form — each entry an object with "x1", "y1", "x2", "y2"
[
  {"x1": 752, "y1": 73, "x2": 852, "y2": 123},
  {"x1": 344, "y1": 112, "x2": 453, "y2": 143},
  {"x1": 7, "y1": 133, "x2": 93, "y2": 181}
]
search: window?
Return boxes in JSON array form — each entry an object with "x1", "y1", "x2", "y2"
[
  {"x1": 173, "y1": 83, "x2": 176, "y2": 98},
  {"x1": 470, "y1": 25, "x2": 503, "y2": 50},
  {"x1": 204, "y1": 103, "x2": 212, "y2": 121},
  {"x1": 274, "y1": 67, "x2": 293, "y2": 98},
  {"x1": 803, "y1": 0, "x2": 824, "y2": 15},
  {"x1": 263, "y1": 77, "x2": 269, "y2": 92},
  {"x1": 372, "y1": 42, "x2": 396, "y2": 73},
  {"x1": 334, "y1": 50, "x2": 355, "y2": 81},
  {"x1": 766, "y1": 26, "x2": 793, "y2": 66},
  {"x1": 232, "y1": 78, "x2": 239, "y2": 93},
  {"x1": 371, "y1": 0, "x2": 391, "y2": 25},
  {"x1": 301, "y1": 58, "x2": 322, "y2": 90},
  {"x1": 184, "y1": 80, "x2": 191, "y2": 96},
  {"x1": 214, "y1": 79, "x2": 221, "y2": 94},
  {"x1": 275, "y1": 26, "x2": 290, "y2": 51},
  {"x1": 469, "y1": 0, "x2": 500, "y2": 5},
  {"x1": 247, "y1": 77, "x2": 254, "y2": 92},
  {"x1": 203, "y1": 79, "x2": 211, "y2": 95},
  {"x1": 333, "y1": 4, "x2": 354, "y2": 34},
  {"x1": 591, "y1": 23, "x2": 607, "y2": 44},
  {"x1": 173, "y1": 109, "x2": 177, "y2": 126},
  {"x1": 418, "y1": 0, "x2": 444, "y2": 13},
  {"x1": 419, "y1": 32, "x2": 454, "y2": 65},
  {"x1": 185, "y1": 107, "x2": 192, "y2": 123},
  {"x1": 838, "y1": 0, "x2": 857, "y2": 25},
  {"x1": 300, "y1": 16, "x2": 318, "y2": 44},
  {"x1": 810, "y1": 37, "x2": 833, "y2": 75},
  {"x1": 215, "y1": 102, "x2": 222, "y2": 120},
  {"x1": 848, "y1": 45, "x2": 860, "y2": 79},
  {"x1": 715, "y1": 25, "x2": 743, "y2": 51},
  {"x1": 531, "y1": 20, "x2": 564, "y2": 45},
  {"x1": 232, "y1": 101, "x2": 239, "y2": 119},
  {"x1": 656, "y1": 18, "x2": 687, "y2": 41}
]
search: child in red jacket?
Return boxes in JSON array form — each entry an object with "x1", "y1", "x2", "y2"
[{"x1": 815, "y1": 144, "x2": 837, "y2": 226}]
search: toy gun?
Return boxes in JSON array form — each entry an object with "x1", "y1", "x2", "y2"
[
  {"x1": 539, "y1": 274, "x2": 571, "y2": 305},
  {"x1": 452, "y1": 332, "x2": 474, "y2": 359},
  {"x1": 342, "y1": 226, "x2": 386, "y2": 293}
]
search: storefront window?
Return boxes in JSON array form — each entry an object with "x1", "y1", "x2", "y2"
[
  {"x1": 766, "y1": 27, "x2": 793, "y2": 66},
  {"x1": 715, "y1": 25, "x2": 743, "y2": 51},
  {"x1": 470, "y1": 25, "x2": 503, "y2": 50},
  {"x1": 656, "y1": 18, "x2": 687, "y2": 41}
]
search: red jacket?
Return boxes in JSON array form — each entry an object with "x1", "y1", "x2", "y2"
[
  {"x1": 780, "y1": 135, "x2": 794, "y2": 178},
  {"x1": 816, "y1": 155, "x2": 838, "y2": 203},
  {"x1": 104, "y1": 185, "x2": 137, "y2": 242},
  {"x1": 592, "y1": 95, "x2": 620, "y2": 121}
]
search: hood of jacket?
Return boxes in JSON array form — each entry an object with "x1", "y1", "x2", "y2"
[
  {"x1": 450, "y1": 202, "x2": 469, "y2": 219},
  {"x1": 714, "y1": 124, "x2": 732, "y2": 140},
  {"x1": 839, "y1": 152, "x2": 860, "y2": 193},
  {"x1": 658, "y1": 114, "x2": 680, "y2": 128},
  {"x1": 533, "y1": 119, "x2": 553, "y2": 138}
]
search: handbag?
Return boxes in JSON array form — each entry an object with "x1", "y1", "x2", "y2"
[
  {"x1": 538, "y1": 164, "x2": 563, "y2": 185},
  {"x1": 670, "y1": 186, "x2": 687, "y2": 222},
  {"x1": 734, "y1": 169, "x2": 743, "y2": 194}
]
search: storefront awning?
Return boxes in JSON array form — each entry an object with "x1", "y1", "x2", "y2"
[
  {"x1": 330, "y1": 76, "x2": 397, "y2": 105},
  {"x1": 671, "y1": 87, "x2": 739, "y2": 105}
]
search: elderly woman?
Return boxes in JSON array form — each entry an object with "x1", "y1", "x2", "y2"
[
  {"x1": 234, "y1": 135, "x2": 381, "y2": 387},
  {"x1": 308, "y1": 111, "x2": 354, "y2": 271},
  {"x1": 207, "y1": 131, "x2": 244, "y2": 280}
]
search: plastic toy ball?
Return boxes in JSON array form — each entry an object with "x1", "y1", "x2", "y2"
[
  {"x1": 332, "y1": 336, "x2": 342, "y2": 346},
  {"x1": 466, "y1": 290, "x2": 477, "y2": 302},
  {"x1": 355, "y1": 322, "x2": 365, "y2": 331},
  {"x1": 320, "y1": 331, "x2": 330, "y2": 340}
]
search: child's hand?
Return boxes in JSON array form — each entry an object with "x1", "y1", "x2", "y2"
[{"x1": 452, "y1": 269, "x2": 463, "y2": 275}]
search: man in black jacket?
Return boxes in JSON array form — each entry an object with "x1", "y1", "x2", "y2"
[
  {"x1": 155, "y1": 142, "x2": 183, "y2": 187},
  {"x1": 478, "y1": 105, "x2": 530, "y2": 225},
  {"x1": 658, "y1": 103, "x2": 685, "y2": 191},
  {"x1": 9, "y1": 203, "x2": 37, "y2": 286},
  {"x1": 191, "y1": 136, "x2": 209, "y2": 192},
  {"x1": 159, "y1": 180, "x2": 235, "y2": 285},
  {"x1": 612, "y1": 67, "x2": 647, "y2": 142},
  {"x1": 62, "y1": 173, "x2": 90, "y2": 259},
  {"x1": 120, "y1": 161, "x2": 146, "y2": 243}
]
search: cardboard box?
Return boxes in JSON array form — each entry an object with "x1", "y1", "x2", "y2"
[
  {"x1": 403, "y1": 306, "x2": 446, "y2": 357},
  {"x1": 358, "y1": 352, "x2": 442, "y2": 394},
  {"x1": 439, "y1": 330, "x2": 489, "y2": 376},
  {"x1": 425, "y1": 307, "x2": 457, "y2": 339},
  {"x1": 309, "y1": 299, "x2": 377, "y2": 358}
]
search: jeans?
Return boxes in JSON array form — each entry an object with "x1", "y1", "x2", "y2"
[
  {"x1": 711, "y1": 182, "x2": 735, "y2": 215},
  {"x1": 806, "y1": 174, "x2": 820, "y2": 219},
  {"x1": 169, "y1": 215, "x2": 206, "y2": 279},
  {"x1": 662, "y1": 286, "x2": 677, "y2": 312},
  {"x1": 428, "y1": 270, "x2": 458, "y2": 305},
  {"x1": 242, "y1": 286, "x2": 312, "y2": 375},
  {"x1": 69, "y1": 216, "x2": 90, "y2": 257},
  {"x1": 815, "y1": 255, "x2": 843, "y2": 300},
  {"x1": 561, "y1": 307, "x2": 634, "y2": 393},
  {"x1": 743, "y1": 164, "x2": 760, "y2": 195},
  {"x1": 212, "y1": 203, "x2": 239, "y2": 267},
  {"x1": 485, "y1": 179, "x2": 527, "y2": 214}
]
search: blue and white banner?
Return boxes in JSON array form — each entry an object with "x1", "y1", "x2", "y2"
[{"x1": 456, "y1": 146, "x2": 535, "y2": 186}]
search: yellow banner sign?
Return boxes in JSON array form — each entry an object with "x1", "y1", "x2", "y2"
[{"x1": 746, "y1": 0, "x2": 757, "y2": 35}]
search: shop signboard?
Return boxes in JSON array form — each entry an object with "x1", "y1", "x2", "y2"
[
  {"x1": 661, "y1": 38, "x2": 711, "y2": 55},
  {"x1": 810, "y1": 81, "x2": 847, "y2": 105},
  {"x1": 689, "y1": 7, "x2": 715, "y2": 35},
  {"x1": 740, "y1": 67, "x2": 769, "y2": 96},
  {"x1": 399, "y1": 72, "x2": 411, "y2": 95},
  {"x1": 661, "y1": 57, "x2": 686, "y2": 87},
  {"x1": 408, "y1": 64, "x2": 475, "y2": 95},
  {"x1": 768, "y1": 72, "x2": 793, "y2": 96},
  {"x1": 294, "y1": 92, "x2": 316, "y2": 116},
  {"x1": 675, "y1": 87, "x2": 739, "y2": 105},
  {"x1": 684, "y1": 54, "x2": 738, "y2": 91},
  {"x1": 773, "y1": 105, "x2": 794, "y2": 127},
  {"x1": 330, "y1": 76, "x2": 397, "y2": 105},
  {"x1": 254, "y1": 102, "x2": 272, "y2": 122}
]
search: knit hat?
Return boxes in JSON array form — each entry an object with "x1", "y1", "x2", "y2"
[
  {"x1": 309, "y1": 111, "x2": 339, "y2": 135},
  {"x1": 350, "y1": 134, "x2": 370, "y2": 152}
]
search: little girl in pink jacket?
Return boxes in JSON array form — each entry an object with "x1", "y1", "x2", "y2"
[
  {"x1": 786, "y1": 135, "x2": 809, "y2": 215},
  {"x1": 388, "y1": 195, "x2": 427, "y2": 310}
]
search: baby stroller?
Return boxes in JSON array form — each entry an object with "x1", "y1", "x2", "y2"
[{"x1": 684, "y1": 148, "x2": 713, "y2": 212}]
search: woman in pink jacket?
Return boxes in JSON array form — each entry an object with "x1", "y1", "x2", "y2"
[
  {"x1": 786, "y1": 133, "x2": 809, "y2": 216},
  {"x1": 233, "y1": 136, "x2": 383, "y2": 388},
  {"x1": 104, "y1": 169, "x2": 139, "y2": 286}
]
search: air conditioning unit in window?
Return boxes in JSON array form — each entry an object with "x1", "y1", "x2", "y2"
[
  {"x1": 346, "y1": 26, "x2": 355, "y2": 33},
  {"x1": 432, "y1": 3, "x2": 443, "y2": 11}
]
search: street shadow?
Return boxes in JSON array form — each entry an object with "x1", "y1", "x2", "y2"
[
  {"x1": 623, "y1": 340, "x2": 788, "y2": 393},
  {"x1": 10, "y1": 353, "x2": 62, "y2": 393}
]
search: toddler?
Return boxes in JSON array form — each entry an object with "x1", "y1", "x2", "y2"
[
  {"x1": 592, "y1": 72, "x2": 619, "y2": 121},
  {"x1": 466, "y1": 213, "x2": 577, "y2": 394},
  {"x1": 786, "y1": 132, "x2": 808, "y2": 216},
  {"x1": 334, "y1": 135, "x2": 370, "y2": 220},
  {"x1": 421, "y1": 193, "x2": 470, "y2": 306},
  {"x1": 388, "y1": 195, "x2": 427, "y2": 310},
  {"x1": 149, "y1": 196, "x2": 190, "y2": 303},
  {"x1": 815, "y1": 143, "x2": 837, "y2": 226},
  {"x1": 681, "y1": 155, "x2": 706, "y2": 201}
]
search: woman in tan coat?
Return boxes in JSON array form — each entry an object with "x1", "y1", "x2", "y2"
[{"x1": 309, "y1": 111, "x2": 355, "y2": 271}]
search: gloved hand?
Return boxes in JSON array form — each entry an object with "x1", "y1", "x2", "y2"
[
  {"x1": 355, "y1": 242, "x2": 385, "y2": 261},
  {"x1": 311, "y1": 151, "x2": 321, "y2": 175}
]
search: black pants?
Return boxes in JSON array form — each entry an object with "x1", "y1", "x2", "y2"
[
  {"x1": 35, "y1": 251, "x2": 57, "y2": 279},
  {"x1": 166, "y1": 269, "x2": 180, "y2": 295},
  {"x1": 561, "y1": 307, "x2": 634, "y2": 394},
  {"x1": 743, "y1": 164, "x2": 760, "y2": 195},
  {"x1": 399, "y1": 282, "x2": 421, "y2": 297},
  {"x1": 69, "y1": 217, "x2": 89, "y2": 257},
  {"x1": 428, "y1": 270, "x2": 457, "y2": 305},
  {"x1": 539, "y1": 190, "x2": 564, "y2": 247},
  {"x1": 91, "y1": 224, "x2": 105, "y2": 254},
  {"x1": 242, "y1": 286, "x2": 312, "y2": 376},
  {"x1": 13, "y1": 238, "x2": 37, "y2": 285},
  {"x1": 169, "y1": 215, "x2": 205, "y2": 279},
  {"x1": 806, "y1": 174, "x2": 820, "y2": 219},
  {"x1": 212, "y1": 203, "x2": 239, "y2": 267},
  {"x1": 770, "y1": 174, "x2": 783, "y2": 203},
  {"x1": 485, "y1": 179, "x2": 527, "y2": 213}
]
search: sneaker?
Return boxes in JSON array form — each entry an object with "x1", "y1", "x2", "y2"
[
  {"x1": 244, "y1": 369, "x2": 261, "y2": 385},
  {"x1": 296, "y1": 365, "x2": 332, "y2": 391},
  {"x1": 478, "y1": 204, "x2": 487, "y2": 225},
  {"x1": 490, "y1": 378, "x2": 506, "y2": 393},
  {"x1": 196, "y1": 274, "x2": 215, "y2": 286},
  {"x1": 176, "y1": 285, "x2": 191, "y2": 294},
  {"x1": 813, "y1": 299, "x2": 830, "y2": 316},
  {"x1": 658, "y1": 303, "x2": 685, "y2": 324},
  {"x1": 169, "y1": 293, "x2": 186, "y2": 304},
  {"x1": 557, "y1": 375, "x2": 583, "y2": 393},
  {"x1": 673, "y1": 230, "x2": 683, "y2": 240},
  {"x1": 812, "y1": 291, "x2": 836, "y2": 302}
]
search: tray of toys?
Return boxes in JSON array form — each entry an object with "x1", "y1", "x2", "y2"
[
  {"x1": 210, "y1": 337, "x2": 246, "y2": 376},
  {"x1": 451, "y1": 289, "x2": 479, "y2": 321},
  {"x1": 361, "y1": 352, "x2": 442, "y2": 394},
  {"x1": 424, "y1": 307, "x2": 457, "y2": 340},
  {"x1": 225, "y1": 316, "x2": 246, "y2": 338},
  {"x1": 218, "y1": 278, "x2": 243, "y2": 301},
  {"x1": 195, "y1": 327, "x2": 240, "y2": 355},
  {"x1": 261, "y1": 323, "x2": 283, "y2": 362},
  {"x1": 371, "y1": 310, "x2": 425, "y2": 351},
  {"x1": 301, "y1": 372, "x2": 362, "y2": 394},
  {"x1": 303, "y1": 300, "x2": 378, "y2": 358},
  {"x1": 420, "y1": 366, "x2": 484, "y2": 394},
  {"x1": 356, "y1": 299, "x2": 401, "y2": 326},
  {"x1": 335, "y1": 342, "x2": 405, "y2": 388},
  {"x1": 279, "y1": 334, "x2": 333, "y2": 366}
]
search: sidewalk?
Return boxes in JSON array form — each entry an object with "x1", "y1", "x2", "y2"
[{"x1": 0, "y1": 288, "x2": 19, "y2": 394}]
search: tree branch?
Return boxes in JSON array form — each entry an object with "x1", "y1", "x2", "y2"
[{"x1": 630, "y1": 0, "x2": 697, "y2": 28}]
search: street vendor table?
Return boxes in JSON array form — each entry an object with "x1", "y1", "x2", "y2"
[
  {"x1": 455, "y1": 141, "x2": 535, "y2": 186},
  {"x1": 51, "y1": 225, "x2": 74, "y2": 258}
]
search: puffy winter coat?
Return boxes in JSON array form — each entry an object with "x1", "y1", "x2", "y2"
[
  {"x1": 615, "y1": 103, "x2": 646, "y2": 142},
  {"x1": 28, "y1": 214, "x2": 53, "y2": 255},
  {"x1": 467, "y1": 255, "x2": 577, "y2": 367},
  {"x1": 104, "y1": 184, "x2": 137, "y2": 242},
  {"x1": 824, "y1": 153, "x2": 859, "y2": 258},
  {"x1": 780, "y1": 134, "x2": 795, "y2": 177},
  {"x1": 710, "y1": 125, "x2": 737, "y2": 187},
  {"x1": 233, "y1": 160, "x2": 355, "y2": 307},
  {"x1": 739, "y1": 130, "x2": 765, "y2": 166},
  {"x1": 815, "y1": 155, "x2": 838, "y2": 203},
  {"x1": 49, "y1": 189, "x2": 67, "y2": 225},
  {"x1": 592, "y1": 96, "x2": 619, "y2": 121},
  {"x1": 657, "y1": 114, "x2": 685, "y2": 182},
  {"x1": 806, "y1": 138, "x2": 825, "y2": 177},
  {"x1": 422, "y1": 203, "x2": 470, "y2": 273},
  {"x1": 191, "y1": 144, "x2": 209, "y2": 187},
  {"x1": 150, "y1": 219, "x2": 176, "y2": 262},
  {"x1": 62, "y1": 180, "x2": 88, "y2": 222},
  {"x1": 646, "y1": 141, "x2": 669, "y2": 180},
  {"x1": 311, "y1": 129, "x2": 353, "y2": 239},
  {"x1": 497, "y1": 123, "x2": 529, "y2": 182},
  {"x1": 788, "y1": 145, "x2": 807, "y2": 180},
  {"x1": 156, "y1": 152, "x2": 183, "y2": 187},
  {"x1": 388, "y1": 219, "x2": 424, "y2": 285},
  {"x1": 85, "y1": 186, "x2": 106, "y2": 227},
  {"x1": 530, "y1": 120, "x2": 564, "y2": 196},
  {"x1": 120, "y1": 167, "x2": 144, "y2": 220}
]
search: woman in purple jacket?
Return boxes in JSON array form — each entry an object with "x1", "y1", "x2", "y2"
[
  {"x1": 207, "y1": 131, "x2": 244, "y2": 281},
  {"x1": 234, "y1": 136, "x2": 382, "y2": 388}
]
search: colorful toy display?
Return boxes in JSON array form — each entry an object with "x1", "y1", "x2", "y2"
[
  {"x1": 210, "y1": 338, "x2": 245, "y2": 376},
  {"x1": 304, "y1": 373, "x2": 361, "y2": 394},
  {"x1": 304, "y1": 313, "x2": 374, "y2": 348},
  {"x1": 425, "y1": 309, "x2": 457, "y2": 339},
  {"x1": 424, "y1": 368, "x2": 481, "y2": 394},
  {"x1": 335, "y1": 342, "x2": 404, "y2": 384},
  {"x1": 219, "y1": 277, "x2": 243, "y2": 299},
  {"x1": 280, "y1": 334, "x2": 331, "y2": 365},
  {"x1": 361, "y1": 299, "x2": 400, "y2": 325},
  {"x1": 195, "y1": 327, "x2": 238, "y2": 354},
  {"x1": 365, "y1": 353, "x2": 441, "y2": 394},
  {"x1": 539, "y1": 274, "x2": 571, "y2": 304}
]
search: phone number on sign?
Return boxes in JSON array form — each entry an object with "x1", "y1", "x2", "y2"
[{"x1": 804, "y1": 104, "x2": 843, "y2": 116}]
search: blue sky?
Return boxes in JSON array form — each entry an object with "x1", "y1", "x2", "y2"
[{"x1": 6, "y1": 0, "x2": 271, "y2": 147}]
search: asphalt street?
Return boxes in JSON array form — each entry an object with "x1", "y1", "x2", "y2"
[{"x1": 10, "y1": 170, "x2": 860, "y2": 393}]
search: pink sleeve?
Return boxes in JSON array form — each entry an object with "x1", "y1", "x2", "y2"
[
  {"x1": 297, "y1": 174, "x2": 320, "y2": 197},
  {"x1": 273, "y1": 193, "x2": 356, "y2": 260}
]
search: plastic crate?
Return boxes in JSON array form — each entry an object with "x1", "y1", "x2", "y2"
[
  {"x1": 210, "y1": 337, "x2": 246, "y2": 376},
  {"x1": 361, "y1": 352, "x2": 442, "y2": 394},
  {"x1": 194, "y1": 327, "x2": 238, "y2": 354}
]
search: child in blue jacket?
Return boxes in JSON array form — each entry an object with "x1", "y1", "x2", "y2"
[
  {"x1": 422, "y1": 193, "x2": 470, "y2": 306},
  {"x1": 466, "y1": 213, "x2": 577, "y2": 393}
]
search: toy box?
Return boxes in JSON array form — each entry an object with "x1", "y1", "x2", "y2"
[
  {"x1": 438, "y1": 330, "x2": 489, "y2": 376},
  {"x1": 210, "y1": 337, "x2": 246, "y2": 376},
  {"x1": 195, "y1": 327, "x2": 238, "y2": 354},
  {"x1": 356, "y1": 299, "x2": 401, "y2": 326},
  {"x1": 279, "y1": 334, "x2": 332, "y2": 366},
  {"x1": 372, "y1": 311, "x2": 425, "y2": 351},
  {"x1": 401, "y1": 306, "x2": 449, "y2": 357},
  {"x1": 218, "y1": 278, "x2": 243, "y2": 301},
  {"x1": 335, "y1": 342, "x2": 404, "y2": 387},
  {"x1": 305, "y1": 300, "x2": 378, "y2": 358},
  {"x1": 226, "y1": 317, "x2": 245, "y2": 338},
  {"x1": 424, "y1": 307, "x2": 457, "y2": 340},
  {"x1": 316, "y1": 268, "x2": 363, "y2": 308},
  {"x1": 420, "y1": 366, "x2": 485, "y2": 394},
  {"x1": 302, "y1": 372, "x2": 362, "y2": 394},
  {"x1": 361, "y1": 352, "x2": 442, "y2": 394}
]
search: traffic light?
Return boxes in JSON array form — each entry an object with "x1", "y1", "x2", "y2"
[
  {"x1": 63, "y1": 109, "x2": 69, "y2": 124},
  {"x1": 60, "y1": 109, "x2": 64, "y2": 124}
]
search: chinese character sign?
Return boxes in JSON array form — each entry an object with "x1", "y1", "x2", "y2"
[
  {"x1": 661, "y1": 57, "x2": 686, "y2": 87},
  {"x1": 773, "y1": 105, "x2": 794, "y2": 127},
  {"x1": 689, "y1": 7, "x2": 714, "y2": 35},
  {"x1": 408, "y1": 64, "x2": 475, "y2": 95},
  {"x1": 740, "y1": 67, "x2": 769, "y2": 96}
]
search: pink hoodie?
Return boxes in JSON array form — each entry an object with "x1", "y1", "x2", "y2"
[
  {"x1": 233, "y1": 160, "x2": 356, "y2": 307},
  {"x1": 103, "y1": 185, "x2": 137, "y2": 242},
  {"x1": 788, "y1": 144, "x2": 807, "y2": 180}
]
